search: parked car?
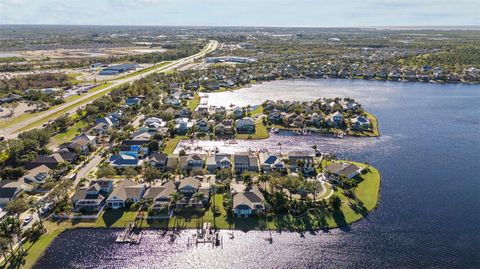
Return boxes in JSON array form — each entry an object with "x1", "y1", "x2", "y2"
[{"x1": 22, "y1": 215, "x2": 33, "y2": 226}]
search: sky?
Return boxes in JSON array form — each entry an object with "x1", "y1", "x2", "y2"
[{"x1": 0, "y1": 0, "x2": 479, "y2": 27}]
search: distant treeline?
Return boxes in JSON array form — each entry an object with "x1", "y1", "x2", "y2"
[
  {"x1": 121, "y1": 42, "x2": 206, "y2": 63},
  {"x1": 397, "y1": 46, "x2": 480, "y2": 67}
]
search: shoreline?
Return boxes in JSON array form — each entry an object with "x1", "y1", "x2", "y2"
[{"x1": 24, "y1": 162, "x2": 381, "y2": 268}]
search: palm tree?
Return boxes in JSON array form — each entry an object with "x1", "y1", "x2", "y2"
[
  {"x1": 0, "y1": 237, "x2": 10, "y2": 262},
  {"x1": 257, "y1": 174, "x2": 271, "y2": 190},
  {"x1": 192, "y1": 192, "x2": 205, "y2": 205},
  {"x1": 242, "y1": 173, "x2": 253, "y2": 189},
  {"x1": 170, "y1": 192, "x2": 183, "y2": 207}
]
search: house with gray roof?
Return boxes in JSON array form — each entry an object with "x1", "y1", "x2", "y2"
[
  {"x1": 233, "y1": 185, "x2": 265, "y2": 217},
  {"x1": 72, "y1": 180, "x2": 112, "y2": 212},
  {"x1": 105, "y1": 180, "x2": 145, "y2": 209},
  {"x1": 324, "y1": 162, "x2": 364, "y2": 180},
  {"x1": 144, "y1": 181, "x2": 177, "y2": 211}
]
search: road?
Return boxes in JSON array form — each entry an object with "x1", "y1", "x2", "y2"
[
  {"x1": 0, "y1": 40, "x2": 218, "y2": 139},
  {"x1": 74, "y1": 153, "x2": 103, "y2": 186}
]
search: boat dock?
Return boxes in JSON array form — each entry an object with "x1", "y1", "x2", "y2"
[
  {"x1": 115, "y1": 222, "x2": 142, "y2": 244},
  {"x1": 187, "y1": 222, "x2": 223, "y2": 248}
]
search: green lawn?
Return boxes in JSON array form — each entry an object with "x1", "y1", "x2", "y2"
[
  {"x1": 20, "y1": 225, "x2": 67, "y2": 269},
  {"x1": 49, "y1": 120, "x2": 88, "y2": 147},
  {"x1": 236, "y1": 122, "x2": 270, "y2": 140},
  {"x1": 163, "y1": 135, "x2": 188, "y2": 154},
  {"x1": 249, "y1": 105, "x2": 264, "y2": 116},
  {"x1": 347, "y1": 111, "x2": 380, "y2": 137},
  {"x1": 187, "y1": 93, "x2": 200, "y2": 111}
]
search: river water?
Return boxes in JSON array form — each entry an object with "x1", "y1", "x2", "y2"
[{"x1": 34, "y1": 79, "x2": 480, "y2": 269}]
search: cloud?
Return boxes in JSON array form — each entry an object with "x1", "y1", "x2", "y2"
[{"x1": 0, "y1": 0, "x2": 478, "y2": 26}]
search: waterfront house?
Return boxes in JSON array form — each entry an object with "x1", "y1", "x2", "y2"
[
  {"x1": 144, "y1": 181, "x2": 176, "y2": 211},
  {"x1": 351, "y1": 116, "x2": 371, "y2": 130},
  {"x1": 206, "y1": 156, "x2": 217, "y2": 173},
  {"x1": 326, "y1": 111, "x2": 344, "y2": 127},
  {"x1": 232, "y1": 107, "x2": 244, "y2": 119},
  {"x1": 259, "y1": 153, "x2": 286, "y2": 172},
  {"x1": 306, "y1": 113, "x2": 323, "y2": 127},
  {"x1": 214, "y1": 106, "x2": 227, "y2": 118},
  {"x1": 324, "y1": 162, "x2": 364, "y2": 180},
  {"x1": 174, "y1": 118, "x2": 194, "y2": 133},
  {"x1": 288, "y1": 152, "x2": 315, "y2": 175},
  {"x1": 236, "y1": 117, "x2": 255, "y2": 133},
  {"x1": 214, "y1": 120, "x2": 234, "y2": 135},
  {"x1": 217, "y1": 154, "x2": 233, "y2": 170},
  {"x1": 178, "y1": 177, "x2": 201, "y2": 196},
  {"x1": 233, "y1": 185, "x2": 265, "y2": 217},
  {"x1": 234, "y1": 154, "x2": 250, "y2": 173},
  {"x1": 105, "y1": 180, "x2": 145, "y2": 209},
  {"x1": 196, "y1": 118, "x2": 210, "y2": 133},
  {"x1": 72, "y1": 180, "x2": 112, "y2": 212}
]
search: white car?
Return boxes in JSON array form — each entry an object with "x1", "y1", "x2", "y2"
[{"x1": 22, "y1": 215, "x2": 33, "y2": 226}]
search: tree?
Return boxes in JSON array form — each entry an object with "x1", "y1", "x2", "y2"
[
  {"x1": 147, "y1": 140, "x2": 159, "y2": 152},
  {"x1": 306, "y1": 180, "x2": 323, "y2": 200},
  {"x1": 6, "y1": 197, "x2": 29, "y2": 217},
  {"x1": 170, "y1": 192, "x2": 183, "y2": 206},
  {"x1": 124, "y1": 167, "x2": 138, "y2": 179},
  {"x1": 192, "y1": 192, "x2": 205, "y2": 204},
  {"x1": 3, "y1": 102, "x2": 18, "y2": 117},
  {"x1": 0, "y1": 167, "x2": 25, "y2": 181},
  {"x1": 329, "y1": 195, "x2": 342, "y2": 211},
  {"x1": 0, "y1": 237, "x2": 10, "y2": 261},
  {"x1": 242, "y1": 172, "x2": 253, "y2": 189},
  {"x1": 144, "y1": 166, "x2": 162, "y2": 186},
  {"x1": 96, "y1": 165, "x2": 116, "y2": 178},
  {"x1": 257, "y1": 174, "x2": 271, "y2": 189}
]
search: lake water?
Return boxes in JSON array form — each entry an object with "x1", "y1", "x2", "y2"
[{"x1": 34, "y1": 79, "x2": 480, "y2": 269}]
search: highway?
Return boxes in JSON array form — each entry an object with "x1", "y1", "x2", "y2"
[{"x1": 0, "y1": 40, "x2": 218, "y2": 139}]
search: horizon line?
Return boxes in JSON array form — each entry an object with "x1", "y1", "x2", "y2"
[{"x1": 1, "y1": 23, "x2": 479, "y2": 30}]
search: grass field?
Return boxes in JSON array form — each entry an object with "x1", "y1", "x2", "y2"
[
  {"x1": 163, "y1": 135, "x2": 188, "y2": 154},
  {"x1": 14, "y1": 83, "x2": 113, "y2": 133},
  {"x1": 49, "y1": 120, "x2": 88, "y2": 147},
  {"x1": 187, "y1": 93, "x2": 200, "y2": 111},
  {"x1": 236, "y1": 121, "x2": 270, "y2": 140}
]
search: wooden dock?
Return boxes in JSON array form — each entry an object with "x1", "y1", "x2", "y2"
[
  {"x1": 115, "y1": 222, "x2": 142, "y2": 244},
  {"x1": 187, "y1": 222, "x2": 222, "y2": 248}
]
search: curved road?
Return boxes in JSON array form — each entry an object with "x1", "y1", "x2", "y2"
[{"x1": 1, "y1": 40, "x2": 218, "y2": 139}]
